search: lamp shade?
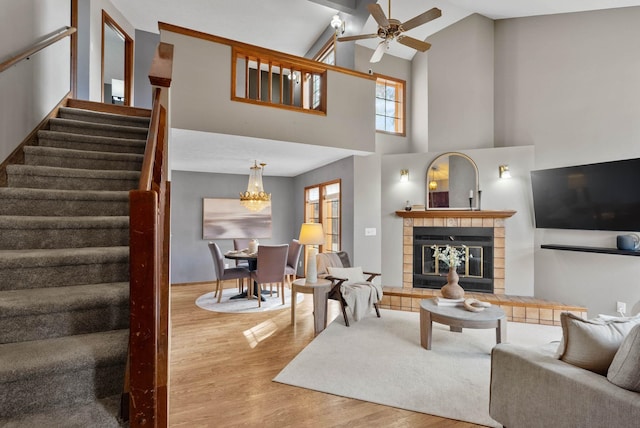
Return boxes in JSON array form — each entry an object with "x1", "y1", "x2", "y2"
[{"x1": 298, "y1": 223, "x2": 325, "y2": 246}]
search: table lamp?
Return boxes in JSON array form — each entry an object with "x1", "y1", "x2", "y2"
[{"x1": 298, "y1": 223, "x2": 325, "y2": 283}]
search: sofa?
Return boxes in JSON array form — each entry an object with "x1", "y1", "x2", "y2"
[{"x1": 489, "y1": 313, "x2": 640, "y2": 428}]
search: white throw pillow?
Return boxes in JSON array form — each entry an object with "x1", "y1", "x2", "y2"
[
  {"x1": 559, "y1": 312, "x2": 640, "y2": 375},
  {"x1": 327, "y1": 266, "x2": 367, "y2": 285},
  {"x1": 608, "y1": 323, "x2": 640, "y2": 392}
]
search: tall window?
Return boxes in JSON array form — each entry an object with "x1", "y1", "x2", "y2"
[
  {"x1": 375, "y1": 75, "x2": 405, "y2": 135},
  {"x1": 304, "y1": 180, "x2": 341, "y2": 253},
  {"x1": 311, "y1": 37, "x2": 335, "y2": 109}
]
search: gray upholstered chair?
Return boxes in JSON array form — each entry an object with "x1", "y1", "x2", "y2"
[
  {"x1": 284, "y1": 239, "x2": 303, "y2": 287},
  {"x1": 208, "y1": 242, "x2": 251, "y2": 303},
  {"x1": 316, "y1": 251, "x2": 382, "y2": 326},
  {"x1": 250, "y1": 244, "x2": 289, "y2": 307},
  {"x1": 233, "y1": 238, "x2": 251, "y2": 271}
]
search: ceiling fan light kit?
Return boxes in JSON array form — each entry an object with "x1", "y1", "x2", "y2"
[{"x1": 337, "y1": 1, "x2": 442, "y2": 63}]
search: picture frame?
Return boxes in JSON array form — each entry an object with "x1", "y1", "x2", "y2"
[{"x1": 202, "y1": 198, "x2": 272, "y2": 240}]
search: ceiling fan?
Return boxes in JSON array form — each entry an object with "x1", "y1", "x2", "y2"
[{"x1": 337, "y1": 1, "x2": 442, "y2": 63}]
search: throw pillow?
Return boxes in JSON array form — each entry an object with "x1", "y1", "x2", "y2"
[
  {"x1": 559, "y1": 312, "x2": 640, "y2": 375},
  {"x1": 327, "y1": 266, "x2": 367, "y2": 285},
  {"x1": 608, "y1": 323, "x2": 640, "y2": 392}
]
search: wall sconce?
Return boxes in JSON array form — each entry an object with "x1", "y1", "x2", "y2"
[
  {"x1": 400, "y1": 169, "x2": 409, "y2": 183},
  {"x1": 428, "y1": 180, "x2": 437, "y2": 191},
  {"x1": 499, "y1": 165, "x2": 511, "y2": 179},
  {"x1": 331, "y1": 14, "x2": 345, "y2": 35}
]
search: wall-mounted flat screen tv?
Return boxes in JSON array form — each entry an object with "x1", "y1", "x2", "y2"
[{"x1": 530, "y1": 158, "x2": 640, "y2": 232}]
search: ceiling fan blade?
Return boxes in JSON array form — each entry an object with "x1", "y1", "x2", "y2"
[
  {"x1": 367, "y1": 3, "x2": 389, "y2": 28},
  {"x1": 370, "y1": 40, "x2": 388, "y2": 63},
  {"x1": 337, "y1": 33, "x2": 379, "y2": 42},
  {"x1": 400, "y1": 7, "x2": 442, "y2": 32},
  {"x1": 397, "y1": 35, "x2": 432, "y2": 52}
]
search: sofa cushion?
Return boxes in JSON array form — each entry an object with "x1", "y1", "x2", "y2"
[
  {"x1": 559, "y1": 312, "x2": 640, "y2": 375},
  {"x1": 327, "y1": 266, "x2": 366, "y2": 285},
  {"x1": 608, "y1": 323, "x2": 640, "y2": 392}
]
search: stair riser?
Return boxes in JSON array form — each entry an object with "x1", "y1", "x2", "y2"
[
  {"x1": 0, "y1": 263, "x2": 129, "y2": 291},
  {"x1": 25, "y1": 152, "x2": 142, "y2": 171},
  {"x1": 0, "y1": 305, "x2": 129, "y2": 344},
  {"x1": 0, "y1": 364, "x2": 126, "y2": 418},
  {"x1": 0, "y1": 199, "x2": 129, "y2": 216},
  {"x1": 59, "y1": 109, "x2": 150, "y2": 128},
  {"x1": 39, "y1": 137, "x2": 146, "y2": 155},
  {"x1": 8, "y1": 174, "x2": 139, "y2": 191},
  {"x1": 50, "y1": 122, "x2": 148, "y2": 140},
  {"x1": 0, "y1": 228, "x2": 129, "y2": 250}
]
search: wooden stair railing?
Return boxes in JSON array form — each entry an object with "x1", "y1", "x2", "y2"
[
  {"x1": 128, "y1": 42, "x2": 174, "y2": 428},
  {"x1": 0, "y1": 26, "x2": 76, "y2": 74}
]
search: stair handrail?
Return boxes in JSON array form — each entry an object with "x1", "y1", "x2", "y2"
[
  {"x1": 128, "y1": 42, "x2": 173, "y2": 428},
  {"x1": 0, "y1": 26, "x2": 76, "y2": 74}
]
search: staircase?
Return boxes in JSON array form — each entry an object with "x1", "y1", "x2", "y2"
[{"x1": 0, "y1": 101, "x2": 150, "y2": 426}]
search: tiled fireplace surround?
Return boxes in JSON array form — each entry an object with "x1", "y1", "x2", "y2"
[{"x1": 378, "y1": 210, "x2": 587, "y2": 325}]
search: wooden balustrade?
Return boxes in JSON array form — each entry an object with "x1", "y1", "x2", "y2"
[{"x1": 128, "y1": 41, "x2": 173, "y2": 428}]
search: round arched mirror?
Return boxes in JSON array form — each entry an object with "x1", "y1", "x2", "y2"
[{"x1": 426, "y1": 152, "x2": 479, "y2": 210}]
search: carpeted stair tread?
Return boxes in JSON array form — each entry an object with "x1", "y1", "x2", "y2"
[
  {"x1": 0, "y1": 216, "x2": 129, "y2": 249},
  {"x1": 0, "y1": 283, "x2": 129, "y2": 343},
  {"x1": 0, "y1": 282, "x2": 128, "y2": 317},
  {"x1": 38, "y1": 129, "x2": 146, "y2": 154},
  {"x1": 24, "y1": 145, "x2": 143, "y2": 171},
  {"x1": 0, "y1": 246, "x2": 129, "y2": 291},
  {"x1": 0, "y1": 394, "x2": 126, "y2": 428},
  {"x1": 6, "y1": 164, "x2": 140, "y2": 191},
  {"x1": 0, "y1": 329, "x2": 128, "y2": 382},
  {"x1": 59, "y1": 106, "x2": 150, "y2": 128},
  {"x1": 0, "y1": 246, "x2": 129, "y2": 269},
  {"x1": 0, "y1": 188, "x2": 129, "y2": 216},
  {"x1": 49, "y1": 117, "x2": 148, "y2": 140}
]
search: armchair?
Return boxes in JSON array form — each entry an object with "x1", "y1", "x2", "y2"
[{"x1": 316, "y1": 251, "x2": 382, "y2": 326}]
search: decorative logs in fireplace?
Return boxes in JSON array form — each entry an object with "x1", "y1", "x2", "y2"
[{"x1": 413, "y1": 227, "x2": 494, "y2": 293}]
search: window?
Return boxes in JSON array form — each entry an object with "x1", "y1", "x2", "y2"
[
  {"x1": 304, "y1": 180, "x2": 341, "y2": 254},
  {"x1": 375, "y1": 76, "x2": 405, "y2": 135},
  {"x1": 311, "y1": 38, "x2": 335, "y2": 109}
]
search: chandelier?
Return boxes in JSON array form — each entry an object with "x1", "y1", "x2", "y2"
[{"x1": 240, "y1": 160, "x2": 271, "y2": 212}]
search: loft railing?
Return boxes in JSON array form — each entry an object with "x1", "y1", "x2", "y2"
[
  {"x1": 0, "y1": 26, "x2": 76, "y2": 74},
  {"x1": 128, "y1": 42, "x2": 173, "y2": 428},
  {"x1": 232, "y1": 47, "x2": 327, "y2": 114}
]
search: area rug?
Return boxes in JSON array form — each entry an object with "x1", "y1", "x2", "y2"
[
  {"x1": 273, "y1": 309, "x2": 562, "y2": 427},
  {"x1": 195, "y1": 287, "x2": 303, "y2": 314}
]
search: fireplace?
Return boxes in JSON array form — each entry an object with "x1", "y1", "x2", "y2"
[
  {"x1": 397, "y1": 209, "x2": 516, "y2": 296},
  {"x1": 413, "y1": 227, "x2": 494, "y2": 293}
]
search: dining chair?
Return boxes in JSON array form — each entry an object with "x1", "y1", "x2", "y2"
[
  {"x1": 208, "y1": 242, "x2": 251, "y2": 303},
  {"x1": 250, "y1": 244, "x2": 289, "y2": 307},
  {"x1": 284, "y1": 239, "x2": 303, "y2": 287},
  {"x1": 233, "y1": 238, "x2": 251, "y2": 273}
]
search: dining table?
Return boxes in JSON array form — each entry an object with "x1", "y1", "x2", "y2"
[{"x1": 224, "y1": 250, "x2": 269, "y2": 301}]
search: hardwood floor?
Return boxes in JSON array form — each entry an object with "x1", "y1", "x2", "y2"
[{"x1": 170, "y1": 282, "x2": 481, "y2": 427}]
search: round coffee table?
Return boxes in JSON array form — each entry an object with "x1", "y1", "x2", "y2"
[{"x1": 420, "y1": 298, "x2": 506, "y2": 350}]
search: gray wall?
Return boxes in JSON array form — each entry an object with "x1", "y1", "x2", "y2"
[
  {"x1": 493, "y1": 7, "x2": 640, "y2": 316},
  {"x1": 133, "y1": 29, "x2": 159, "y2": 109},
  {"x1": 425, "y1": 13, "x2": 495, "y2": 152},
  {"x1": 0, "y1": 0, "x2": 70, "y2": 163},
  {"x1": 170, "y1": 170, "x2": 295, "y2": 284},
  {"x1": 161, "y1": 30, "x2": 376, "y2": 153}
]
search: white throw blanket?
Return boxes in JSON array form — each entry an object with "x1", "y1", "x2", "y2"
[{"x1": 340, "y1": 281, "x2": 383, "y2": 321}]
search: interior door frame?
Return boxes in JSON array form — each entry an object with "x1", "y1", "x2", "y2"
[{"x1": 101, "y1": 10, "x2": 133, "y2": 106}]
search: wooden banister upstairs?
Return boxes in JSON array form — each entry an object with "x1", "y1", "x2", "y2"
[{"x1": 128, "y1": 42, "x2": 174, "y2": 428}]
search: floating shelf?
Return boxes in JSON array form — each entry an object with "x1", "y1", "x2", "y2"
[{"x1": 541, "y1": 244, "x2": 640, "y2": 257}]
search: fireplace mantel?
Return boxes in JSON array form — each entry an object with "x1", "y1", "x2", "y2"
[{"x1": 395, "y1": 210, "x2": 516, "y2": 219}]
